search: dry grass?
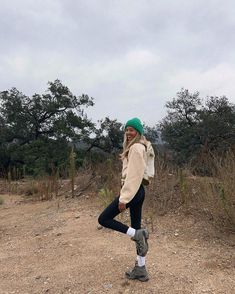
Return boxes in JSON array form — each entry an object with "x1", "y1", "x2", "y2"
[
  {"x1": 2, "y1": 174, "x2": 60, "y2": 201},
  {"x1": 91, "y1": 157, "x2": 121, "y2": 195},
  {"x1": 145, "y1": 156, "x2": 182, "y2": 215},
  {"x1": 21, "y1": 176, "x2": 59, "y2": 201},
  {"x1": 198, "y1": 152, "x2": 235, "y2": 228},
  {"x1": 1, "y1": 150, "x2": 234, "y2": 231},
  {"x1": 0, "y1": 196, "x2": 4, "y2": 205},
  {"x1": 142, "y1": 150, "x2": 235, "y2": 231}
]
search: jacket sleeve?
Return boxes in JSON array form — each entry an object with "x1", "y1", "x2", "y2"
[{"x1": 119, "y1": 144, "x2": 146, "y2": 204}]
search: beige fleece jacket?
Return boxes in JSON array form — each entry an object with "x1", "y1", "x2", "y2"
[{"x1": 119, "y1": 142, "x2": 147, "y2": 204}]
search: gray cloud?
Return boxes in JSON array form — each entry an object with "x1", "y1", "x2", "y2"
[{"x1": 0, "y1": 0, "x2": 235, "y2": 126}]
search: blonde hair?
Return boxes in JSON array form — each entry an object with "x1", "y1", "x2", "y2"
[{"x1": 120, "y1": 133, "x2": 146, "y2": 160}]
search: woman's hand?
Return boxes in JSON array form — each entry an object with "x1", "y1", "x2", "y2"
[{"x1": 118, "y1": 201, "x2": 126, "y2": 212}]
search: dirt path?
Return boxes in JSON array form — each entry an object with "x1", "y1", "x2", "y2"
[{"x1": 0, "y1": 193, "x2": 234, "y2": 294}]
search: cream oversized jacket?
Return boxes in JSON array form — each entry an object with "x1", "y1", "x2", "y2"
[{"x1": 119, "y1": 142, "x2": 147, "y2": 204}]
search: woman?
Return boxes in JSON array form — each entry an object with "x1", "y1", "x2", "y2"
[{"x1": 98, "y1": 117, "x2": 154, "y2": 282}]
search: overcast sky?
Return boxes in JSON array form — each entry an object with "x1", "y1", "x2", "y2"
[{"x1": 1, "y1": 0, "x2": 235, "y2": 126}]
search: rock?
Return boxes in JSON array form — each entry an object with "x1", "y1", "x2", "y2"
[
  {"x1": 75, "y1": 215, "x2": 80, "y2": 219},
  {"x1": 35, "y1": 275, "x2": 41, "y2": 280},
  {"x1": 97, "y1": 225, "x2": 103, "y2": 230},
  {"x1": 103, "y1": 283, "x2": 112, "y2": 289},
  {"x1": 145, "y1": 218, "x2": 152, "y2": 224}
]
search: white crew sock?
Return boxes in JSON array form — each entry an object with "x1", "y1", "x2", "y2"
[
  {"x1": 137, "y1": 255, "x2": 145, "y2": 267},
  {"x1": 126, "y1": 227, "x2": 136, "y2": 238}
]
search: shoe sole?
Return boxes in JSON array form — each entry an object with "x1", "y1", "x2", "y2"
[
  {"x1": 138, "y1": 276, "x2": 149, "y2": 282},
  {"x1": 125, "y1": 273, "x2": 149, "y2": 282}
]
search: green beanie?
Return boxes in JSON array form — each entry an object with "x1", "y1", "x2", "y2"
[{"x1": 125, "y1": 117, "x2": 143, "y2": 135}]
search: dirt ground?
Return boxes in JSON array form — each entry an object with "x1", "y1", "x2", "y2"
[{"x1": 0, "y1": 192, "x2": 234, "y2": 294}]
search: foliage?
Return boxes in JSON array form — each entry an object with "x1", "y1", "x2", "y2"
[
  {"x1": 85, "y1": 117, "x2": 124, "y2": 153},
  {"x1": 98, "y1": 187, "x2": 114, "y2": 207},
  {"x1": 143, "y1": 124, "x2": 159, "y2": 143},
  {"x1": 160, "y1": 89, "x2": 235, "y2": 170},
  {"x1": 85, "y1": 118, "x2": 159, "y2": 154},
  {"x1": 0, "y1": 80, "x2": 94, "y2": 177}
]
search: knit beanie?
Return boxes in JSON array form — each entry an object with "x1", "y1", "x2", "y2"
[{"x1": 125, "y1": 117, "x2": 143, "y2": 135}]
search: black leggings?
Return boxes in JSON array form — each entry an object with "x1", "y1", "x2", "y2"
[{"x1": 98, "y1": 185, "x2": 145, "y2": 234}]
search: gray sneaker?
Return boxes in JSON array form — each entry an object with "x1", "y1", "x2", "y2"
[
  {"x1": 125, "y1": 263, "x2": 149, "y2": 282},
  {"x1": 131, "y1": 229, "x2": 149, "y2": 257}
]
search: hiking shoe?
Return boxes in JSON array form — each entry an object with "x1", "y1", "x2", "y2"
[
  {"x1": 125, "y1": 263, "x2": 149, "y2": 282},
  {"x1": 131, "y1": 229, "x2": 149, "y2": 257}
]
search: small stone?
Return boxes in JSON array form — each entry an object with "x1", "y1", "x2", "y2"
[
  {"x1": 104, "y1": 283, "x2": 113, "y2": 289},
  {"x1": 56, "y1": 233, "x2": 62, "y2": 236},
  {"x1": 75, "y1": 215, "x2": 80, "y2": 219},
  {"x1": 97, "y1": 225, "x2": 103, "y2": 230},
  {"x1": 174, "y1": 233, "x2": 179, "y2": 236}
]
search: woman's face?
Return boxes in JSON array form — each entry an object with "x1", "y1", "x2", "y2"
[{"x1": 125, "y1": 126, "x2": 138, "y2": 142}]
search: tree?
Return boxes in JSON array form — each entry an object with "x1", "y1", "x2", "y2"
[
  {"x1": 85, "y1": 117, "x2": 124, "y2": 153},
  {"x1": 160, "y1": 89, "x2": 235, "y2": 166},
  {"x1": 0, "y1": 80, "x2": 94, "y2": 144},
  {"x1": 159, "y1": 89, "x2": 202, "y2": 163},
  {"x1": 143, "y1": 124, "x2": 159, "y2": 144},
  {"x1": 0, "y1": 80, "x2": 94, "y2": 176},
  {"x1": 198, "y1": 96, "x2": 235, "y2": 153}
]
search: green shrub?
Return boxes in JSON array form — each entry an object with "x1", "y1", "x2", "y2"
[{"x1": 98, "y1": 187, "x2": 114, "y2": 207}]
